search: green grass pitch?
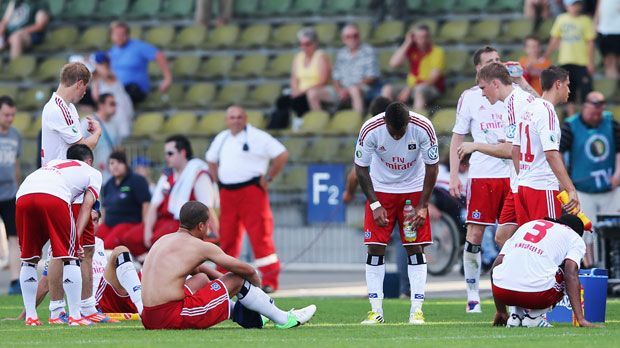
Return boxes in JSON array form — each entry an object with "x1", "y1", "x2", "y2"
[{"x1": 1, "y1": 295, "x2": 619, "y2": 347}]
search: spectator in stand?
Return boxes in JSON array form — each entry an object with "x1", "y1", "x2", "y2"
[
  {"x1": 0, "y1": 0, "x2": 49, "y2": 60},
  {"x1": 0, "y1": 96, "x2": 21, "y2": 295},
  {"x1": 195, "y1": 0, "x2": 232, "y2": 27},
  {"x1": 595, "y1": 0, "x2": 620, "y2": 79},
  {"x1": 132, "y1": 156, "x2": 155, "y2": 194},
  {"x1": 560, "y1": 91, "x2": 620, "y2": 267},
  {"x1": 90, "y1": 51, "x2": 134, "y2": 141},
  {"x1": 519, "y1": 35, "x2": 553, "y2": 96},
  {"x1": 389, "y1": 24, "x2": 445, "y2": 112},
  {"x1": 80, "y1": 93, "x2": 120, "y2": 181},
  {"x1": 333, "y1": 24, "x2": 391, "y2": 115},
  {"x1": 524, "y1": 0, "x2": 551, "y2": 20},
  {"x1": 544, "y1": 0, "x2": 596, "y2": 115},
  {"x1": 108, "y1": 21, "x2": 172, "y2": 104},
  {"x1": 97, "y1": 151, "x2": 151, "y2": 251}
]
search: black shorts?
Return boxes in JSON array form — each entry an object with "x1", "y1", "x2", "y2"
[
  {"x1": 597, "y1": 33, "x2": 620, "y2": 56},
  {"x1": 560, "y1": 64, "x2": 592, "y2": 104},
  {"x1": 0, "y1": 198, "x2": 17, "y2": 236}
]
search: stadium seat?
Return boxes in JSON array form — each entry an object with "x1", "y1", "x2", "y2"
[
  {"x1": 162, "y1": 111, "x2": 198, "y2": 135},
  {"x1": 409, "y1": 19, "x2": 438, "y2": 36},
  {"x1": 2, "y1": 55, "x2": 37, "y2": 80},
  {"x1": 270, "y1": 24, "x2": 303, "y2": 47},
  {"x1": 130, "y1": 24, "x2": 143, "y2": 39},
  {"x1": 132, "y1": 112, "x2": 165, "y2": 138},
  {"x1": 0, "y1": 85, "x2": 18, "y2": 98},
  {"x1": 298, "y1": 110, "x2": 330, "y2": 134},
  {"x1": 62, "y1": 0, "x2": 96, "y2": 19},
  {"x1": 197, "y1": 55, "x2": 235, "y2": 79},
  {"x1": 127, "y1": 0, "x2": 162, "y2": 18},
  {"x1": 324, "y1": 0, "x2": 357, "y2": 14},
  {"x1": 48, "y1": 0, "x2": 66, "y2": 18},
  {"x1": 281, "y1": 137, "x2": 309, "y2": 160},
  {"x1": 431, "y1": 108, "x2": 457, "y2": 135},
  {"x1": 335, "y1": 138, "x2": 356, "y2": 162},
  {"x1": 593, "y1": 79, "x2": 617, "y2": 100},
  {"x1": 291, "y1": 0, "x2": 322, "y2": 15},
  {"x1": 314, "y1": 23, "x2": 337, "y2": 46},
  {"x1": 95, "y1": 0, "x2": 129, "y2": 19},
  {"x1": 35, "y1": 26, "x2": 78, "y2": 52},
  {"x1": 203, "y1": 24, "x2": 240, "y2": 49},
  {"x1": 437, "y1": 20, "x2": 470, "y2": 44},
  {"x1": 234, "y1": 24, "x2": 271, "y2": 48},
  {"x1": 233, "y1": 0, "x2": 259, "y2": 17},
  {"x1": 444, "y1": 50, "x2": 469, "y2": 75},
  {"x1": 368, "y1": 20, "x2": 404, "y2": 46},
  {"x1": 264, "y1": 52, "x2": 295, "y2": 78},
  {"x1": 20, "y1": 138, "x2": 38, "y2": 170},
  {"x1": 230, "y1": 54, "x2": 269, "y2": 78},
  {"x1": 499, "y1": 18, "x2": 534, "y2": 43},
  {"x1": 172, "y1": 26, "x2": 207, "y2": 49},
  {"x1": 74, "y1": 25, "x2": 109, "y2": 51},
  {"x1": 307, "y1": 137, "x2": 342, "y2": 162},
  {"x1": 159, "y1": 0, "x2": 195, "y2": 18},
  {"x1": 245, "y1": 82, "x2": 282, "y2": 108},
  {"x1": 144, "y1": 25, "x2": 175, "y2": 48},
  {"x1": 177, "y1": 83, "x2": 216, "y2": 108},
  {"x1": 355, "y1": 20, "x2": 372, "y2": 41},
  {"x1": 456, "y1": 0, "x2": 490, "y2": 13},
  {"x1": 246, "y1": 110, "x2": 266, "y2": 129},
  {"x1": 420, "y1": 0, "x2": 455, "y2": 14},
  {"x1": 326, "y1": 110, "x2": 363, "y2": 135},
  {"x1": 211, "y1": 83, "x2": 249, "y2": 108},
  {"x1": 148, "y1": 60, "x2": 163, "y2": 79},
  {"x1": 489, "y1": 0, "x2": 523, "y2": 12},
  {"x1": 258, "y1": 0, "x2": 292, "y2": 16},
  {"x1": 141, "y1": 84, "x2": 183, "y2": 110},
  {"x1": 171, "y1": 55, "x2": 201, "y2": 79},
  {"x1": 35, "y1": 57, "x2": 67, "y2": 82},
  {"x1": 378, "y1": 50, "x2": 408, "y2": 76},
  {"x1": 196, "y1": 111, "x2": 227, "y2": 136},
  {"x1": 437, "y1": 80, "x2": 474, "y2": 106},
  {"x1": 12, "y1": 112, "x2": 32, "y2": 134},
  {"x1": 536, "y1": 19, "x2": 554, "y2": 42},
  {"x1": 406, "y1": 0, "x2": 424, "y2": 11},
  {"x1": 611, "y1": 106, "x2": 620, "y2": 121},
  {"x1": 18, "y1": 85, "x2": 51, "y2": 110},
  {"x1": 464, "y1": 19, "x2": 500, "y2": 43},
  {"x1": 281, "y1": 165, "x2": 307, "y2": 191},
  {"x1": 23, "y1": 116, "x2": 42, "y2": 139}
]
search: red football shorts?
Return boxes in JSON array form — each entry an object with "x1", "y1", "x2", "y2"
[
  {"x1": 515, "y1": 186, "x2": 561, "y2": 226},
  {"x1": 16, "y1": 193, "x2": 77, "y2": 260},
  {"x1": 363, "y1": 191, "x2": 432, "y2": 246},
  {"x1": 465, "y1": 178, "x2": 510, "y2": 225},
  {"x1": 498, "y1": 191, "x2": 518, "y2": 225},
  {"x1": 71, "y1": 203, "x2": 95, "y2": 247},
  {"x1": 95, "y1": 278, "x2": 139, "y2": 313},
  {"x1": 142, "y1": 279, "x2": 230, "y2": 330},
  {"x1": 492, "y1": 269, "x2": 565, "y2": 309}
]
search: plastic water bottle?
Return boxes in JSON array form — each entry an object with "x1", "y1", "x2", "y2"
[{"x1": 403, "y1": 200, "x2": 417, "y2": 242}]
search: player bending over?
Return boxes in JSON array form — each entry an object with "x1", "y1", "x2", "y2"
[
  {"x1": 140, "y1": 201, "x2": 316, "y2": 330},
  {"x1": 491, "y1": 214, "x2": 598, "y2": 328}
]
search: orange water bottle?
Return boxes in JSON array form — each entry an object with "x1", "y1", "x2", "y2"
[{"x1": 556, "y1": 191, "x2": 593, "y2": 230}]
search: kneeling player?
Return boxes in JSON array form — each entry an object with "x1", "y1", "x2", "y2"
[
  {"x1": 141, "y1": 201, "x2": 316, "y2": 330},
  {"x1": 491, "y1": 215, "x2": 598, "y2": 328}
]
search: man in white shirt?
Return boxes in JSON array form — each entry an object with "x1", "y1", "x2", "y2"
[
  {"x1": 16, "y1": 144, "x2": 101, "y2": 326},
  {"x1": 491, "y1": 214, "x2": 597, "y2": 328},
  {"x1": 512, "y1": 66, "x2": 580, "y2": 225},
  {"x1": 354, "y1": 102, "x2": 439, "y2": 325},
  {"x1": 206, "y1": 105, "x2": 288, "y2": 293}
]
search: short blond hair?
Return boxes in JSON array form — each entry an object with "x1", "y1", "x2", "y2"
[{"x1": 60, "y1": 62, "x2": 91, "y2": 87}]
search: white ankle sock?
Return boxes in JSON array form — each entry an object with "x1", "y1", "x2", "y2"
[
  {"x1": 365, "y1": 254, "x2": 385, "y2": 315},
  {"x1": 49, "y1": 300, "x2": 66, "y2": 319},
  {"x1": 407, "y1": 253, "x2": 427, "y2": 313},
  {"x1": 463, "y1": 243, "x2": 481, "y2": 303},
  {"x1": 20, "y1": 262, "x2": 39, "y2": 319},
  {"x1": 116, "y1": 260, "x2": 143, "y2": 314},
  {"x1": 237, "y1": 281, "x2": 288, "y2": 325},
  {"x1": 80, "y1": 296, "x2": 98, "y2": 316},
  {"x1": 62, "y1": 262, "x2": 83, "y2": 319}
]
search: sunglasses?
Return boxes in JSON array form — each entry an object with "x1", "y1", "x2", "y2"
[
  {"x1": 344, "y1": 33, "x2": 359, "y2": 39},
  {"x1": 587, "y1": 100, "x2": 606, "y2": 107}
]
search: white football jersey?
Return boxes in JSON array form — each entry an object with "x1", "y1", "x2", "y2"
[
  {"x1": 493, "y1": 219, "x2": 585, "y2": 292},
  {"x1": 17, "y1": 159, "x2": 102, "y2": 204},
  {"x1": 453, "y1": 86, "x2": 510, "y2": 179},
  {"x1": 513, "y1": 98, "x2": 561, "y2": 190},
  {"x1": 355, "y1": 111, "x2": 439, "y2": 193},
  {"x1": 41, "y1": 93, "x2": 84, "y2": 166},
  {"x1": 503, "y1": 87, "x2": 537, "y2": 192}
]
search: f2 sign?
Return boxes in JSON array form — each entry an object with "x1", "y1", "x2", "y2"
[{"x1": 307, "y1": 164, "x2": 345, "y2": 223}]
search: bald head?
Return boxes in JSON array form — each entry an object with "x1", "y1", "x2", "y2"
[{"x1": 226, "y1": 105, "x2": 247, "y2": 135}]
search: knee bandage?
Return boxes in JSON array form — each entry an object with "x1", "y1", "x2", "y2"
[
  {"x1": 465, "y1": 241, "x2": 481, "y2": 253},
  {"x1": 366, "y1": 254, "x2": 385, "y2": 266},
  {"x1": 115, "y1": 252, "x2": 133, "y2": 267},
  {"x1": 408, "y1": 253, "x2": 427, "y2": 265}
]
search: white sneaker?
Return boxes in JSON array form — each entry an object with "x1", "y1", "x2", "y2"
[
  {"x1": 522, "y1": 314, "x2": 553, "y2": 328},
  {"x1": 408, "y1": 309, "x2": 425, "y2": 325},
  {"x1": 291, "y1": 304, "x2": 316, "y2": 325},
  {"x1": 506, "y1": 313, "x2": 523, "y2": 327},
  {"x1": 361, "y1": 311, "x2": 384, "y2": 324},
  {"x1": 466, "y1": 301, "x2": 481, "y2": 313}
]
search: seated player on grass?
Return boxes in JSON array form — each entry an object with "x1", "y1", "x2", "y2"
[
  {"x1": 491, "y1": 214, "x2": 599, "y2": 328},
  {"x1": 140, "y1": 201, "x2": 316, "y2": 330}
]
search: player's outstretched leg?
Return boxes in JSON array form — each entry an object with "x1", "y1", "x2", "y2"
[
  {"x1": 406, "y1": 247, "x2": 427, "y2": 325},
  {"x1": 20, "y1": 260, "x2": 41, "y2": 326},
  {"x1": 106, "y1": 246, "x2": 143, "y2": 314},
  {"x1": 362, "y1": 246, "x2": 386, "y2": 324}
]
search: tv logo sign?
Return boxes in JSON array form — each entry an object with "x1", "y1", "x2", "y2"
[{"x1": 307, "y1": 164, "x2": 345, "y2": 223}]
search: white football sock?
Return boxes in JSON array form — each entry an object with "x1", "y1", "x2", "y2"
[
  {"x1": 365, "y1": 254, "x2": 385, "y2": 315},
  {"x1": 62, "y1": 261, "x2": 83, "y2": 319},
  {"x1": 463, "y1": 242, "x2": 481, "y2": 303},
  {"x1": 236, "y1": 281, "x2": 288, "y2": 325},
  {"x1": 116, "y1": 258, "x2": 143, "y2": 314},
  {"x1": 49, "y1": 300, "x2": 66, "y2": 319},
  {"x1": 20, "y1": 262, "x2": 39, "y2": 319},
  {"x1": 407, "y1": 253, "x2": 427, "y2": 313},
  {"x1": 80, "y1": 296, "x2": 98, "y2": 316}
]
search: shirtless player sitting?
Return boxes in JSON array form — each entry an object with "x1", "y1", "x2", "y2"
[{"x1": 140, "y1": 201, "x2": 316, "y2": 330}]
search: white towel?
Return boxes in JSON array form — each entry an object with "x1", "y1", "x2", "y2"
[{"x1": 168, "y1": 158, "x2": 209, "y2": 219}]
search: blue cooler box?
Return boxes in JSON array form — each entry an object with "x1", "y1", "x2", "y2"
[{"x1": 547, "y1": 268, "x2": 608, "y2": 323}]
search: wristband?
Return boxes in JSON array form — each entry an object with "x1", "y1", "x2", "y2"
[{"x1": 370, "y1": 201, "x2": 382, "y2": 211}]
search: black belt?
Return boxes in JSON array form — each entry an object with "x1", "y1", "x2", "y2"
[{"x1": 219, "y1": 176, "x2": 261, "y2": 190}]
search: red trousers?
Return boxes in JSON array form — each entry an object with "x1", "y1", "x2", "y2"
[
  {"x1": 218, "y1": 185, "x2": 280, "y2": 289},
  {"x1": 102, "y1": 218, "x2": 179, "y2": 256}
]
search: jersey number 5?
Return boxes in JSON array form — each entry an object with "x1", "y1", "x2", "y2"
[
  {"x1": 518, "y1": 123, "x2": 535, "y2": 163},
  {"x1": 523, "y1": 220, "x2": 553, "y2": 243}
]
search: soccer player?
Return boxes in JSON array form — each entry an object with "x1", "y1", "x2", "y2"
[
  {"x1": 457, "y1": 62, "x2": 537, "y2": 246},
  {"x1": 512, "y1": 66, "x2": 580, "y2": 225},
  {"x1": 140, "y1": 201, "x2": 316, "y2": 330},
  {"x1": 491, "y1": 214, "x2": 597, "y2": 328},
  {"x1": 354, "y1": 102, "x2": 439, "y2": 324},
  {"x1": 16, "y1": 144, "x2": 101, "y2": 326}
]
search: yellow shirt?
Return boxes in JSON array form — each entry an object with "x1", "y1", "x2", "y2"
[
  {"x1": 405, "y1": 45, "x2": 445, "y2": 89},
  {"x1": 550, "y1": 13, "x2": 595, "y2": 66},
  {"x1": 293, "y1": 49, "x2": 327, "y2": 91}
]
